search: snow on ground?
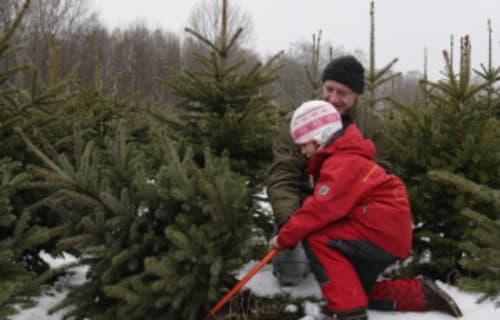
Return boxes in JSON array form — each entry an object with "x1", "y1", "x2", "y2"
[
  {"x1": 11, "y1": 255, "x2": 500, "y2": 320},
  {"x1": 11, "y1": 253, "x2": 88, "y2": 320},
  {"x1": 236, "y1": 259, "x2": 500, "y2": 320},
  {"x1": 235, "y1": 261, "x2": 322, "y2": 299}
]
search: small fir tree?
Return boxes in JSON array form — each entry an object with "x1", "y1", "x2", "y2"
[
  {"x1": 429, "y1": 171, "x2": 500, "y2": 306},
  {"x1": 158, "y1": 0, "x2": 280, "y2": 192},
  {"x1": 474, "y1": 19, "x2": 500, "y2": 118},
  {"x1": 354, "y1": 0, "x2": 402, "y2": 171},
  {"x1": 0, "y1": 158, "x2": 62, "y2": 320},
  {"x1": 20, "y1": 123, "x2": 254, "y2": 319},
  {"x1": 303, "y1": 30, "x2": 325, "y2": 99},
  {"x1": 387, "y1": 36, "x2": 500, "y2": 280},
  {"x1": 0, "y1": 2, "x2": 64, "y2": 317},
  {"x1": 0, "y1": 0, "x2": 132, "y2": 281}
]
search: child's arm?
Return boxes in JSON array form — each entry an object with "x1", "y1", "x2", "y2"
[{"x1": 277, "y1": 158, "x2": 377, "y2": 248}]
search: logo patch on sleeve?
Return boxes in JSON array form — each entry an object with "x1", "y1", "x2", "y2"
[{"x1": 318, "y1": 185, "x2": 330, "y2": 196}]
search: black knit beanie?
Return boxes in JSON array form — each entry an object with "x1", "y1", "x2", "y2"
[{"x1": 322, "y1": 55, "x2": 365, "y2": 94}]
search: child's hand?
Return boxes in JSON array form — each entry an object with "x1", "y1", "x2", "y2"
[{"x1": 269, "y1": 236, "x2": 282, "y2": 250}]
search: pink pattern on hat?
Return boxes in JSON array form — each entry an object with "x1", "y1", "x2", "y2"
[
  {"x1": 290, "y1": 100, "x2": 342, "y2": 145},
  {"x1": 291, "y1": 113, "x2": 340, "y2": 141}
]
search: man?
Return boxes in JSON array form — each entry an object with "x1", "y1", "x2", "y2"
[
  {"x1": 268, "y1": 55, "x2": 383, "y2": 286},
  {"x1": 267, "y1": 56, "x2": 462, "y2": 319}
]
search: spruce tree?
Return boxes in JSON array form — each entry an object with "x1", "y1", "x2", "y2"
[
  {"x1": 0, "y1": 0, "x2": 130, "y2": 277},
  {"x1": 0, "y1": 157, "x2": 64, "y2": 320},
  {"x1": 20, "y1": 122, "x2": 254, "y2": 319},
  {"x1": 0, "y1": 2, "x2": 68, "y2": 317},
  {"x1": 158, "y1": 0, "x2": 280, "y2": 193},
  {"x1": 473, "y1": 19, "x2": 500, "y2": 118},
  {"x1": 387, "y1": 36, "x2": 500, "y2": 280},
  {"x1": 303, "y1": 30, "x2": 325, "y2": 99},
  {"x1": 428, "y1": 171, "x2": 500, "y2": 306},
  {"x1": 357, "y1": 0, "x2": 401, "y2": 170},
  {"x1": 1, "y1": 1, "x2": 147, "y2": 316}
]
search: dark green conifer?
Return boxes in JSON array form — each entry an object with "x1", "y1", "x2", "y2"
[
  {"x1": 0, "y1": 157, "x2": 62, "y2": 320},
  {"x1": 21, "y1": 123, "x2": 254, "y2": 319},
  {"x1": 429, "y1": 171, "x2": 499, "y2": 306},
  {"x1": 0, "y1": 2, "x2": 62, "y2": 317},
  {"x1": 387, "y1": 36, "x2": 500, "y2": 280},
  {"x1": 158, "y1": 0, "x2": 280, "y2": 192}
]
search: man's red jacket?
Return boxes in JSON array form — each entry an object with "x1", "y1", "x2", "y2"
[{"x1": 277, "y1": 124, "x2": 412, "y2": 259}]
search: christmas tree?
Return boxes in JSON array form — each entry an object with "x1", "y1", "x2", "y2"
[
  {"x1": 0, "y1": 2, "x2": 62, "y2": 317},
  {"x1": 0, "y1": 0, "x2": 132, "y2": 274},
  {"x1": 0, "y1": 157, "x2": 62, "y2": 319},
  {"x1": 157, "y1": 0, "x2": 280, "y2": 193},
  {"x1": 429, "y1": 171, "x2": 499, "y2": 306},
  {"x1": 21, "y1": 122, "x2": 255, "y2": 319},
  {"x1": 387, "y1": 36, "x2": 500, "y2": 280}
]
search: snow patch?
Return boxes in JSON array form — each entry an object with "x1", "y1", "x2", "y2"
[
  {"x1": 10, "y1": 255, "x2": 500, "y2": 319},
  {"x1": 284, "y1": 304, "x2": 298, "y2": 313}
]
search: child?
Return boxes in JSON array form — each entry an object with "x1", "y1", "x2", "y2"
[{"x1": 270, "y1": 100, "x2": 462, "y2": 319}]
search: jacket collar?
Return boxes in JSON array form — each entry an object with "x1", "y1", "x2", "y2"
[{"x1": 305, "y1": 124, "x2": 375, "y2": 177}]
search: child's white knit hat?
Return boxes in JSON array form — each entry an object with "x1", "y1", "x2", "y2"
[{"x1": 290, "y1": 100, "x2": 342, "y2": 145}]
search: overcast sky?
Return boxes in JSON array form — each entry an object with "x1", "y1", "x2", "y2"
[{"x1": 88, "y1": 0, "x2": 499, "y2": 80}]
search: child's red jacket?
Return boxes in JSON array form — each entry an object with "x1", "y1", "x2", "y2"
[{"x1": 277, "y1": 124, "x2": 412, "y2": 259}]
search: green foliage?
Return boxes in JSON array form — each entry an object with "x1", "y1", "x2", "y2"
[
  {"x1": 155, "y1": 2, "x2": 279, "y2": 243},
  {"x1": 0, "y1": 0, "x2": 132, "y2": 277},
  {"x1": 0, "y1": 158, "x2": 62, "y2": 319},
  {"x1": 1, "y1": 4, "x2": 149, "y2": 318},
  {"x1": 1, "y1": 19, "x2": 136, "y2": 301},
  {"x1": 387, "y1": 36, "x2": 500, "y2": 280},
  {"x1": 5, "y1": 1, "x2": 497, "y2": 317},
  {"x1": 23, "y1": 123, "x2": 254, "y2": 319},
  {"x1": 429, "y1": 171, "x2": 500, "y2": 306},
  {"x1": 158, "y1": 6, "x2": 280, "y2": 193},
  {"x1": 458, "y1": 209, "x2": 500, "y2": 306},
  {"x1": 0, "y1": 2, "x2": 67, "y2": 317}
]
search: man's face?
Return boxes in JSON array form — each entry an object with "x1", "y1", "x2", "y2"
[{"x1": 322, "y1": 80, "x2": 360, "y2": 115}]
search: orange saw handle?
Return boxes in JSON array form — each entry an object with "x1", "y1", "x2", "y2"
[{"x1": 204, "y1": 248, "x2": 280, "y2": 320}]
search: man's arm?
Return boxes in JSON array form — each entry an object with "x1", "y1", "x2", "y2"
[{"x1": 266, "y1": 117, "x2": 310, "y2": 225}]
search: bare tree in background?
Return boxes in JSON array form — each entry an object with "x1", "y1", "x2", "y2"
[
  {"x1": 23, "y1": 0, "x2": 89, "y2": 39},
  {"x1": 0, "y1": 0, "x2": 23, "y2": 34},
  {"x1": 182, "y1": 0, "x2": 259, "y2": 80},
  {"x1": 187, "y1": 0, "x2": 254, "y2": 49},
  {"x1": 270, "y1": 38, "x2": 350, "y2": 112},
  {"x1": 2, "y1": 0, "x2": 91, "y2": 86},
  {"x1": 24, "y1": 0, "x2": 89, "y2": 77},
  {"x1": 388, "y1": 70, "x2": 424, "y2": 106}
]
